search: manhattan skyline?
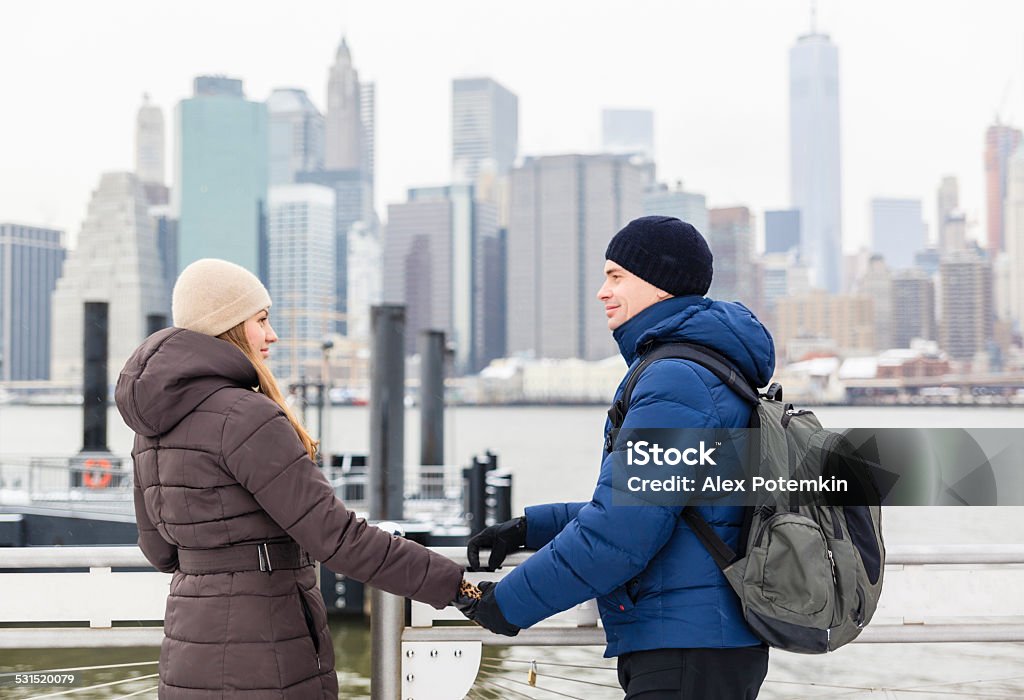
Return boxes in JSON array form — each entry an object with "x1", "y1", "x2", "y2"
[{"x1": 2, "y1": 0, "x2": 1023, "y2": 254}]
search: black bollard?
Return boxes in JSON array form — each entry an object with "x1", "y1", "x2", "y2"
[{"x1": 369, "y1": 305, "x2": 405, "y2": 521}]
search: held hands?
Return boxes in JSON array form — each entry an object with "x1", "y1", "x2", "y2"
[
  {"x1": 453, "y1": 579, "x2": 520, "y2": 637},
  {"x1": 458, "y1": 517, "x2": 526, "y2": 636},
  {"x1": 466, "y1": 516, "x2": 528, "y2": 571}
]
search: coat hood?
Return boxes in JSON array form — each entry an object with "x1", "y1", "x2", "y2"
[
  {"x1": 613, "y1": 295, "x2": 776, "y2": 388},
  {"x1": 115, "y1": 327, "x2": 259, "y2": 437}
]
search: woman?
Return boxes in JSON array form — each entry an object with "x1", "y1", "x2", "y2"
[{"x1": 116, "y1": 258, "x2": 471, "y2": 698}]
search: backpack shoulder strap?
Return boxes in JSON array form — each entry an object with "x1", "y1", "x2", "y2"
[
  {"x1": 605, "y1": 341, "x2": 764, "y2": 570},
  {"x1": 608, "y1": 342, "x2": 760, "y2": 432}
]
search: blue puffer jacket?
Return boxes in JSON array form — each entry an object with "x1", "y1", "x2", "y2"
[{"x1": 494, "y1": 295, "x2": 776, "y2": 657}]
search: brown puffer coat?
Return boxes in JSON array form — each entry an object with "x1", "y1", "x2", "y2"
[{"x1": 115, "y1": 327, "x2": 462, "y2": 698}]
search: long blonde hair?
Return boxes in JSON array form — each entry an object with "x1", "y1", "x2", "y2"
[{"x1": 217, "y1": 322, "x2": 319, "y2": 461}]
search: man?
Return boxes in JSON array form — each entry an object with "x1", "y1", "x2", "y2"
[{"x1": 464, "y1": 216, "x2": 775, "y2": 699}]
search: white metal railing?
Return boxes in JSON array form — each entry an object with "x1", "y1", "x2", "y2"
[
  {"x1": 0, "y1": 456, "x2": 474, "y2": 524},
  {"x1": 2, "y1": 545, "x2": 1024, "y2": 697},
  {"x1": 385, "y1": 545, "x2": 1024, "y2": 700}
]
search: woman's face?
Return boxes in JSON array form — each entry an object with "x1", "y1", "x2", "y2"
[{"x1": 243, "y1": 309, "x2": 278, "y2": 360}]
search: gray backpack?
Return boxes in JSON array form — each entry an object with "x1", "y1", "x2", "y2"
[{"x1": 609, "y1": 342, "x2": 885, "y2": 653}]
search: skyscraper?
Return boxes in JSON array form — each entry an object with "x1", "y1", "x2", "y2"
[
  {"x1": 267, "y1": 88, "x2": 324, "y2": 186},
  {"x1": 939, "y1": 249, "x2": 994, "y2": 362},
  {"x1": 789, "y1": 27, "x2": 842, "y2": 292},
  {"x1": 760, "y1": 251, "x2": 810, "y2": 322},
  {"x1": 174, "y1": 76, "x2": 268, "y2": 278},
  {"x1": 452, "y1": 77, "x2": 519, "y2": 184},
  {"x1": 891, "y1": 270, "x2": 936, "y2": 348},
  {"x1": 135, "y1": 94, "x2": 165, "y2": 185},
  {"x1": 870, "y1": 197, "x2": 927, "y2": 270},
  {"x1": 644, "y1": 183, "x2": 708, "y2": 234},
  {"x1": 135, "y1": 94, "x2": 168, "y2": 205},
  {"x1": 707, "y1": 207, "x2": 754, "y2": 303},
  {"x1": 382, "y1": 185, "x2": 501, "y2": 373},
  {"x1": 267, "y1": 184, "x2": 336, "y2": 382},
  {"x1": 602, "y1": 109, "x2": 655, "y2": 161},
  {"x1": 150, "y1": 204, "x2": 178, "y2": 321},
  {"x1": 857, "y1": 255, "x2": 892, "y2": 350},
  {"x1": 360, "y1": 81, "x2": 376, "y2": 205},
  {"x1": 764, "y1": 209, "x2": 802, "y2": 255},
  {"x1": 0, "y1": 224, "x2": 65, "y2": 381},
  {"x1": 936, "y1": 176, "x2": 961, "y2": 254},
  {"x1": 985, "y1": 122, "x2": 1022, "y2": 253},
  {"x1": 311, "y1": 37, "x2": 376, "y2": 335},
  {"x1": 346, "y1": 220, "x2": 381, "y2": 343},
  {"x1": 1003, "y1": 145, "x2": 1024, "y2": 325},
  {"x1": 506, "y1": 154, "x2": 646, "y2": 361},
  {"x1": 51, "y1": 172, "x2": 168, "y2": 386},
  {"x1": 325, "y1": 38, "x2": 362, "y2": 171}
]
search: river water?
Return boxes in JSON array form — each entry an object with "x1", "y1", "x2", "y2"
[{"x1": 1, "y1": 404, "x2": 1023, "y2": 698}]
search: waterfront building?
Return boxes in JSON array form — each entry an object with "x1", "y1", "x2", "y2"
[
  {"x1": 50, "y1": 173, "x2": 168, "y2": 386},
  {"x1": 174, "y1": 76, "x2": 268, "y2": 278},
  {"x1": 0, "y1": 224, "x2": 65, "y2": 381},
  {"x1": 939, "y1": 249, "x2": 994, "y2": 362},
  {"x1": 891, "y1": 270, "x2": 936, "y2": 348},
  {"x1": 506, "y1": 154, "x2": 645, "y2": 362},
  {"x1": 774, "y1": 291, "x2": 875, "y2": 360}
]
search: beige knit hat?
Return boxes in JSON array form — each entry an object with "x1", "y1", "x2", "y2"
[{"x1": 172, "y1": 258, "x2": 272, "y2": 336}]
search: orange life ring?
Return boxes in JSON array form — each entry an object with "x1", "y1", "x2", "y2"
[{"x1": 83, "y1": 458, "x2": 113, "y2": 489}]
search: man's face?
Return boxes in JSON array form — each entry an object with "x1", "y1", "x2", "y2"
[{"x1": 596, "y1": 261, "x2": 671, "y2": 331}]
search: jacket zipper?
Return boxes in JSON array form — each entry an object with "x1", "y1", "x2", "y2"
[{"x1": 298, "y1": 586, "x2": 322, "y2": 670}]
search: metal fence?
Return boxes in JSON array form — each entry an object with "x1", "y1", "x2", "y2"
[{"x1": 0, "y1": 455, "x2": 134, "y2": 516}]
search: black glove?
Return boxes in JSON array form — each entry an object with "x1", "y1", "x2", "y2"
[
  {"x1": 467, "y1": 516, "x2": 528, "y2": 571},
  {"x1": 461, "y1": 581, "x2": 519, "y2": 637}
]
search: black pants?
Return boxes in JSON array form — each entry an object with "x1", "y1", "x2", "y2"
[{"x1": 617, "y1": 646, "x2": 769, "y2": 699}]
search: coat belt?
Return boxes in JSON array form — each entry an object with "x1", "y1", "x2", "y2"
[{"x1": 176, "y1": 540, "x2": 312, "y2": 574}]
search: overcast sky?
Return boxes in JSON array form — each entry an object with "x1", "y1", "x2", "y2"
[{"x1": 2, "y1": 0, "x2": 1022, "y2": 252}]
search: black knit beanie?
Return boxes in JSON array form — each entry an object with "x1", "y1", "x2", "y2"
[{"x1": 604, "y1": 216, "x2": 714, "y2": 296}]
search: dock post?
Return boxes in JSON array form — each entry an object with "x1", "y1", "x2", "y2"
[
  {"x1": 464, "y1": 452, "x2": 498, "y2": 535},
  {"x1": 489, "y1": 472, "x2": 513, "y2": 524},
  {"x1": 369, "y1": 305, "x2": 405, "y2": 521},
  {"x1": 420, "y1": 330, "x2": 445, "y2": 498},
  {"x1": 82, "y1": 302, "x2": 109, "y2": 453},
  {"x1": 370, "y1": 524, "x2": 405, "y2": 700}
]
